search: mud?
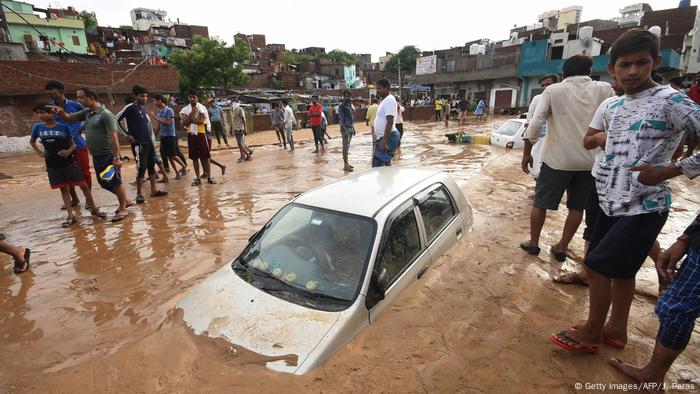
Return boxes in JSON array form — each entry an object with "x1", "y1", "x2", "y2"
[{"x1": 0, "y1": 118, "x2": 698, "y2": 393}]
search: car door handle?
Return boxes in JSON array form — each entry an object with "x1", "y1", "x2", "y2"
[
  {"x1": 456, "y1": 228, "x2": 463, "y2": 238},
  {"x1": 417, "y1": 265, "x2": 429, "y2": 279}
]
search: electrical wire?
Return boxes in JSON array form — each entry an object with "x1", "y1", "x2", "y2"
[{"x1": 0, "y1": 0, "x2": 98, "y2": 64}]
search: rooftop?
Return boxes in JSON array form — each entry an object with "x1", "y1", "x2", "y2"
[{"x1": 294, "y1": 167, "x2": 443, "y2": 218}]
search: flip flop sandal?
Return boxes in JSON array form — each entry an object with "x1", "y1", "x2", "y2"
[
  {"x1": 245, "y1": 156, "x2": 252, "y2": 161},
  {"x1": 191, "y1": 179, "x2": 202, "y2": 186},
  {"x1": 151, "y1": 190, "x2": 168, "y2": 197},
  {"x1": 221, "y1": 166, "x2": 226, "y2": 176},
  {"x1": 135, "y1": 195, "x2": 146, "y2": 204},
  {"x1": 89, "y1": 208, "x2": 107, "y2": 219},
  {"x1": 520, "y1": 240, "x2": 541, "y2": 256},
  {"x1": 207, "y1": 178, "x2": 217, "y2": 184},
  {"x1": 551, "y1": 247, "x2": 567, "y2": 262},
  {"x1": 553, "y1": 272, "x2": 589, "y2": 286},
  {"x1": 111, "y1": 211, "x2": 128, "y2": 223},
  {"x1": 550, "y1": 331, "x2": 599, "y2": 353},
  {"x1": 569, "y1": 325, "x2": 626, "y2": 349},
  {"x1": 62, "y1": 217, "x2": 77, "y2": 228},
  {"x1": 180, "y1": 168, "x2": 190, "y2": 176},
  {"x1": 126, "y1": 201, "x2": 136, "y2": 208},
  {"x1": 13, "y1": 248, "x2": 30, "y2": 274}
]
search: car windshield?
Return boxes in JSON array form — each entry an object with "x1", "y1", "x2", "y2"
[
  {"x1": 233, "y1": 204, "x2": 375, "y2": 310},
  {"x1": 496, "y1": 121, "x2": 522, "y2": 136}
]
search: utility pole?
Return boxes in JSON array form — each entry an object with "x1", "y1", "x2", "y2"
[{"x1": 397, "y1": 57, "x2": 401, "y2": 97}]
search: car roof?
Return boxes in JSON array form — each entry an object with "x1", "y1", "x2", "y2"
[{"x1": 294, "y1": 167, "x2": 443, "y2": 218}]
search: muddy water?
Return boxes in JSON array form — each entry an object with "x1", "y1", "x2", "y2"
[{"x1": 1, "y1": 118, "x2": 698, "y2": 393}]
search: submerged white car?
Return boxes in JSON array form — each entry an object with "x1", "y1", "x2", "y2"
[
  {"x1": 489, "y1": 119, "x2": 527, "y2": 149},
  {"x1": 177, "y1": 167, "x2": 472, "y2": 374}
]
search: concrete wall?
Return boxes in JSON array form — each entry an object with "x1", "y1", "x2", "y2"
[{"x1": 0, "y1": 43, "x2": 28, "y2": 61}]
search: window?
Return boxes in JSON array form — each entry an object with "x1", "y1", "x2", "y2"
[
  {"x1": 550, "y1": 46, "x2": 564, "y2": 60},
  {"x1": 418, "y1": 187, "x2": 456, "y2": 242},
  {"x1": 72, "y1": 35, "x2": 80, "y2": 46},
  {"x1": 446, "y1": 59, "x2": 456, "y2": 72},
  {"x1": 377, "y1": 204, "x2": 421, "y2": 286},
  {"x1": 496, "y1": 120, "x2": 523, "y2": 136}
]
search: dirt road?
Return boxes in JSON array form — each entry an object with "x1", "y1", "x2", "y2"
[{"x1": 1, "y1": 118, "x2": 698, "y2": 393}]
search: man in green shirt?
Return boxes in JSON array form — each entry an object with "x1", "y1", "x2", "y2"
[{"x1": 52, "y1": 87, "x2": 133, "y2": 222}]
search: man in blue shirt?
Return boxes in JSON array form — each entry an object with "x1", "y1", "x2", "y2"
[
  {"x1": 45, "y1": 80, "x2": 94, "y2": 209},
  {"x1": 337, "y1": 90, "x2": 356, "y2": 172},
  {"x1": 116, "y1": 85, "x2": 167, "y2": 203},
  {"x1": 206, "y1": 100, "x2": 229, "y2": 147},
  {"x1": 150, "y1": 94, "x2": 188, "y2": 179}
]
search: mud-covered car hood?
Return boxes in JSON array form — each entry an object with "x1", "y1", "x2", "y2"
[{"x1": 177, "y1": 264, "x2": 340, "y2": 374}]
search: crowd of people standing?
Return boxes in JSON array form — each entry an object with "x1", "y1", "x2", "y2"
[{"x1": 518, "y1": 29, "x2": 699, "y2": 389}]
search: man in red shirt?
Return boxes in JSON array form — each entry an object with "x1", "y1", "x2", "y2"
[
  {"x1": 308, "y1": 96, "x2": 325, "y2": 153},
  {"x1": 687, "y1": 75, "x2": 700, "y2": 104}
]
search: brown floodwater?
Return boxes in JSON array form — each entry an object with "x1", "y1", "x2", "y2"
[{"x1": 0, "y1": 118, "x2": 698, "y2": 393}]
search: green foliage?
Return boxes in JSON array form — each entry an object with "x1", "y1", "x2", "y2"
[
  {"x1": 321, "y1": 49, "x2": 357, "y2": 65},
  {"x1": 270, "y1": 77, "x2": 284, "y2": 89},
  {"x1": 79, "y1": 10, "x2": 97, "y2": 30},
  {"x1": 118, "y1": 25, "x2": 134, "y2": 31},
  {"x1": 281, "y1": 50, "x2": 315, "y2": 65},
  {"x1": 170, "y1": 36, "x2": 250, "y2": 94},
  {"x1": 385, "y1": 46, "x2": 422, "y2": 74}
]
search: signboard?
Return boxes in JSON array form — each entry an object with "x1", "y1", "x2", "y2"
[
  {"x1": 415, "y1": 55, "x2": 437, "y2": 75},
  {"x1": 343, "y1": 65, "x2": 358, "y2": 89}
]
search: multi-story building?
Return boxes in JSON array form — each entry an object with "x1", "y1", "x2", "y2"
[
  {"x1": 378, "y1": 52, "x2": 393, "y2": 71},
  {"x1": 538, "y1": 6, "x2": 583, "y2": 30},
  {"x1": 130, "y1": 8, "x2": 170, "y2": 31},
  {"x1": 414, "y1": 39, "x2": 522, "y2": 113},
  {"x1": 616, "y1": 3, "x2": 653, "y2": 27},
  {"x1": 1, "y1": 0, "x2": 88, "y2": 54}
]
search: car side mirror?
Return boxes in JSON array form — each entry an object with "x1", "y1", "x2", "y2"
[
  {"x1": 365, "y1": 268, "x2": 387, "y2": 310},
  {"x1": 248, "y1": 230, "x2": 260, "y2": 243}
]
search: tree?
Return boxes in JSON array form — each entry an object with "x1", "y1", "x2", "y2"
[
  {"x1": 322, "y1": 49, "x2": 357, "y2": 65},
  {"x1": 385, "y1": 46, "x2": 422, "y2": 74},
  {"x1": 281, "y1": 50, "x2": 314, "y2": 65},
  {"x1": 270, "y1": 77, "x2": 284, "y2": 90},
  {"x1": 170, "y1": 36, "x2": 249, "y2": 94},
  {"x1": 79, "y1": 10, "x2": 97, "y2": 30}
]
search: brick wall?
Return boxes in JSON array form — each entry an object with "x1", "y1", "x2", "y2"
[
  {"x1": 0, "y1": 61, "x2": 179, "y2": 96},
  {"x1": 0, "y1": 60, "x2": 179, "y2": 137}
]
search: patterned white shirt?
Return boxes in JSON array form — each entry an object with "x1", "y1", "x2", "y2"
[{"x1": 594, "y1": 85, "x2": 700, "y2": 217}]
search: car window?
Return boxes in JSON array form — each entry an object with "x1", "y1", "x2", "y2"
[
  {"x1": 377, "y1": 204, "x2": 422, "y2": 287},
  {"x1": 496, "y1": 120, "x2": 522, "y2": 136},
  {"x1": 236, "y1": 204, "x2": 375, "y2": 309},
  {"x1": 418, "y1": 187, "x2": 456, "y2": 243}
]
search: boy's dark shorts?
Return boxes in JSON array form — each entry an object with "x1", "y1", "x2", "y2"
[
  {"x1": 135, "y1": 143, "x2": 156, "y2": 178},
  {"x1": 583, "y1": 185, "x2": 600, "y2": 241},
  {"x1": 584, "y1": 210, "x2": 669, "y2": 279},
  {"x1": 47, "y1": 162, "x2": 86, "y2": 189},
  {"x1": 160, "y1": 136, "x2": 179, "y2": 158},
  {"x1": 534, "y1": 163, "x2": 593, "y2": 210},
  {"x1": 187, "y1": 133, "x2": 211, "y2": 160},
  {"x1": 93, "y1": 154, "x2": 122, "y2": 191}
]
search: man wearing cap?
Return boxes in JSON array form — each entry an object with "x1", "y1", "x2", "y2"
[{"x1": 45, "y1": 80, "x2": 92, "y2": 209}]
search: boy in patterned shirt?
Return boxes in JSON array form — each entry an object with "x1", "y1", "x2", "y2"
[{"x1": 551, "y1": 29, "x2": 700, "y2": 354}]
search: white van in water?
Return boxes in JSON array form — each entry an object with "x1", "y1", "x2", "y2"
[{"x1": 177, "y1": 167, "x2": 472, "y2": 374}]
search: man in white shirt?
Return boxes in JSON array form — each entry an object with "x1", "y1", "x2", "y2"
[
  {"x1": 372, "y1": 79, "x2": 401, "y2": 167},
  {"x1": 179, "y1": 89, "x2": 215, "y2": 186},
  {"x1": 520, "y1": 55, "x2": 615, "y2": 261},
  {"x1": 524, "y1": 74, "x2": 559, "y2": 177},
  {"x1": 282, "y1": 99, "x2": 296, "y2": 153}
]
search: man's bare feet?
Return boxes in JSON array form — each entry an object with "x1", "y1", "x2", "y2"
[{"x1": 609, "y1": 358, "x2": 665, "y2": 394}]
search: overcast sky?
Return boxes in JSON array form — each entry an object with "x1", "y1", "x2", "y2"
[{"x1": 35, "y1": 0, "x2": 686, "y2": 60}]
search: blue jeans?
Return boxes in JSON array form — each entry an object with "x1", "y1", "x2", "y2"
[{"x1": 372, "y1": 130, "x2": 401, "y2": 167}]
